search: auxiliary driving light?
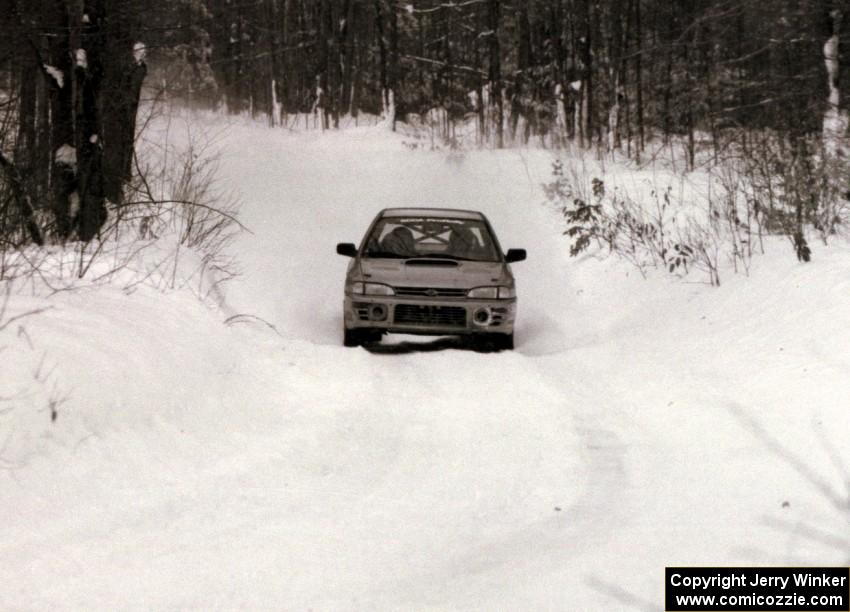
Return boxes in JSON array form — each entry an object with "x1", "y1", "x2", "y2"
[
  {"x1": 368, "y1": 303, "x2": 388, "y2": 322},
  {"x1": 472, "y1": 306, "x2": 493, "y2": 327}
]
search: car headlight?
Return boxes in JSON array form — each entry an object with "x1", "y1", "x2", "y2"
[
  {"x1": 349, "y1": 282, "x2": 395, "y2": 296},
  {"x1": 467, "y1": 286, "x2": 515, "y2": 299}
]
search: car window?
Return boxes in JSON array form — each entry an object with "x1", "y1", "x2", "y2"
[{"x1": 363, "y1": 217, "x2": 499, "y2": 262}]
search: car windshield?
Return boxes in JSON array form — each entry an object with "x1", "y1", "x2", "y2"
[{"x1": 362, "y1": 217, "x2": 500, "y2": 262}]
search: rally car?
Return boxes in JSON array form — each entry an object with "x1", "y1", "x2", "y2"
[{"x1": 336, "y1": 208, "x2": 526, "y2": 349}]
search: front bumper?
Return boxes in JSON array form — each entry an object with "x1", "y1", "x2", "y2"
[{"x1": 344, "y1": 294, "x2": 516, "y2": 335}]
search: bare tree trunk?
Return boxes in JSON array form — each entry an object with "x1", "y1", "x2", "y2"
[
  {"x1": 46, "y1": 0, "x2": 75, "y2": 239},
  {"x1": 622, "y1": 0, "x2": 633, "y2": 157},
  {"x1": 487, "y1": 0, "x2": 503, "y2": 148},
  {"x1": 607, "y1": 0, "x2": 624, "y2": 152},
  {"x1": 550, "y1": 0, "x2": 569, "y2": 146},
  {"x1": 684, "y1": 29, "x2": 695, "y2": 171},
  {"x1": 634, "y1": 0, "x2": 644, "y2": 157},
  {"x1": 823, "y1": 5, "x2": 843, "y2": 154},
  {"x1": 101, "y1": 1, "x2": 146, "y2": 208},
  {"x1": 328, "y1": 0, "x2": 341, "y2": 128},
  {"x1": 389, "y1": 1, "x2": 399, "y2": 130},
  {"x1": 661, "y1": 4, "x2": 675, "y2": 144},
  {"x1": 351, "y1": 40, "x2": 363, "y2": 120},
  {"x1": 14, "y1": 51, "x2": 37, "y2": 180},
  {"x1": 339, "y1": 0, "x2": 355, "y2": 116},
  {"x1": 513, "y1": 3, "x2": 531, "y2": 144},
  {"x1": 374, "y1": 0, "x2": 394, "y2": 127},
  {"x1": 317, "y1": 0, "x2": 330, "y2": 129},
  {"x1": 579, "y1": 0, "x2": 594, "y2": 148},
  {"x1": 76, "y1": 0, "x2": 106, "y2": 242},
  {"x1": 268, "y1": 0, "x2": 282, "y2": 126}
]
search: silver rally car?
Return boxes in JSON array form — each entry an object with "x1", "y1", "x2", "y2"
[{"x1": 336, "y1": 208, "x2": 526, "y2": 349}]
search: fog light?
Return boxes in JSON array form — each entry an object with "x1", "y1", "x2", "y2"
[
  {"x1": 368, "y1": 303, "x2": 388, "y2": 322},
  {"x1": 472, "y1": 306, "x2": 492, "y2": 326}
]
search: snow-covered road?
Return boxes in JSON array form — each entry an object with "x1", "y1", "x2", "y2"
[{"x1": 2, "y1": 117, "x2": 849, "y2": 610}]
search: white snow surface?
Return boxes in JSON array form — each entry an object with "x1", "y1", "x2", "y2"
[{"x1": 2, "y1": 115, "x2": 850, "y2": 610}]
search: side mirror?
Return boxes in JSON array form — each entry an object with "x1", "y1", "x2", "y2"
[
  {"x1": 336, "y1": 243, "x2": 358, "y2": 257},
  {"x1": 505, "y1": 248, "x2": 526, "y2": 263}
]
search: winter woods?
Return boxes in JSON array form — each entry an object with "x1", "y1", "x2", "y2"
[
  {"x1": 2, "y1": 0, "x2": 148, "y2": 245},
  {"x1": 0, "y1": 0, "x2": 848, "y2": 253},
  {"x1": 135, "y1": 1, "x2": 847, "y2": 151}
]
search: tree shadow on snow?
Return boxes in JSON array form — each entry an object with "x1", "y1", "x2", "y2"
[
  {"x1": 728, "y1": 402, "x2": 850, "y2": 564},
  {"x1": 584, "y1": 576, "x2": 657, "y2": 612}
]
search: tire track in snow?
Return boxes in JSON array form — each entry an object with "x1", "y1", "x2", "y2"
[{"x1": 346, "y1": 357, "x2": 632, "y2": 610}]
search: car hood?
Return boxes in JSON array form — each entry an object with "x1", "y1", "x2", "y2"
[{"x1": 356, "y1": 258, "x2": 511, "y2": 289}]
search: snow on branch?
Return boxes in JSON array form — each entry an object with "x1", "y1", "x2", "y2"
[
  {"x1": 134, "y1": 42, "x2": 147, "y2": 65},
  {"x1": 43, "y1": 65, "x2": 64, "y2": 88},
  {"x1": 55, "y1": 145, "x2": 77, "y2": 168}
]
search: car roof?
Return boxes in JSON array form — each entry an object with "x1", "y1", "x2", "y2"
[{"x1": 378, "y1": 207, "x2": 486, "y2": 221}]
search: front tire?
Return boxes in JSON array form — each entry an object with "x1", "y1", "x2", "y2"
[
  {"x1": 493, "y1": 332, "x2": 514, "y2": 351},
  {"x1": 475, "y1": 332, "x2": 514, "y2": 352}
]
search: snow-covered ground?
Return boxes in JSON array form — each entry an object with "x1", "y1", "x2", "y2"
[{"x1": 2, "y1": 116, "x2": 849, "y2": 610}]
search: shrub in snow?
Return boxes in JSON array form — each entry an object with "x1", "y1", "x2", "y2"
[
  {"x1": 0, "y1": 108, "x2": 241, "y2": 307},
  {"x1": 547, "y1": 123, "x2": 850, "y2": 284},
  {"x1": 544, "y1": 159, "x2": 749, "y2": 286},
  {"x1": 120, "y1": 111, "x2": 242, "y2": 300},
  {"x1": 738, "y1": 133, "x2": 849, "y2": 251}
]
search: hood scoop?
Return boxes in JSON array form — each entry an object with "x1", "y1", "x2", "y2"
[{"x1": 404, "y1": 258, "x2": 459, "y2": 267}]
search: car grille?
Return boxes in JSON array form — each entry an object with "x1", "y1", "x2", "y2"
[
  {"x1": 394, "y1": 304, "x2": 467, "y2": 327},
  {"x1": 393, "y1": 286, "x2": 467, "y2": 299}
]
